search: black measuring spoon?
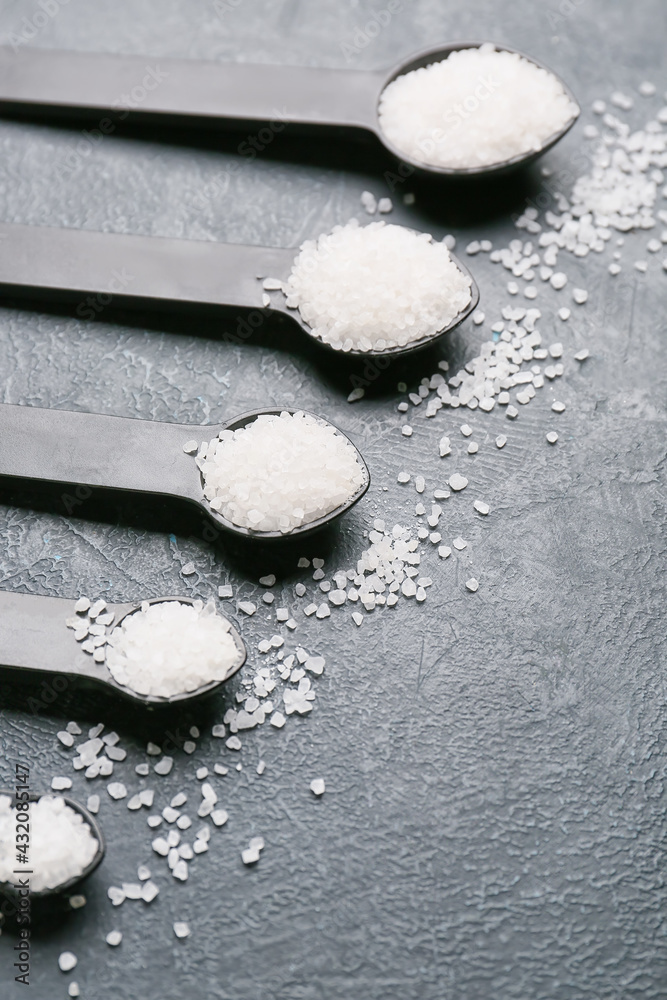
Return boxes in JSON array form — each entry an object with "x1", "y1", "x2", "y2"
[
  {"x1": 0, "y1": 591, "x2": 246, "y2": 707},
  {"x1": 0, "y1": 404, "x2": 370, "y2": 540},
  {"x1": 0, "y1": 42, "x2": 579, "y2": 177},
  {"x1": 0, "y1": 221, "x2": 479, "y2": 359},
  {"x1": 0, "y1": 790, "x2": 104, "y2": 898}
]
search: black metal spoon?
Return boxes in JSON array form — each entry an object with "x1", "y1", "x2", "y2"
[
  {"x1": 0, "y1": 221, "x2": 479, "y2": 360},
  {"x1": 0, "y1": 791, "x2": 104, "y2": 898},
  {"x1": 0, "y1": 404, "x2": 370, "y2": 540},
  {"x1": 0, "y1": 592, "x2": 246, "y2": 706},
  {"x1": 0, "y1": 42, "x2": 579, "y2": 176}
]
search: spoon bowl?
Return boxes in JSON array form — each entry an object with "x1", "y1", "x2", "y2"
[
  {"x1": 374, "y1": 42, "x2": 581, "y2": 177},
  {"x1": 0, "y1": 591, "x2": 247, "y2": 707},
  {"x1": 0, "y1": 791, "x2": 105, "y2": 898},
  {"x1": 196, "y1": 407, "x2": 370, "y2": 539}
]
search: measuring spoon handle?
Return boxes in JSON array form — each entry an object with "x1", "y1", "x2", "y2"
[
  {"x1": 0, "y1": 402, "x2": 202, "y2": 503},
  {"x1": 0, "y1": 590, "x2": 111, "y2": 683},
  {"x1": 0, "y1": 222, "x2": 294, "y2": 313},
  {"x1": 0, "y1": 46, "x2": 380, "y2": 132}
]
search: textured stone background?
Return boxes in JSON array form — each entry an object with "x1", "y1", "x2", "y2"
[{"x1": 0, "y1": 1, "x2": 666, "y2": 998}]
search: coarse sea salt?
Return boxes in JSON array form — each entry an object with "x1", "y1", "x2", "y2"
[
  {"x1": 197, "y1": 411, "x2": 366, "y2": 533},
  {"x1": 282, "y1": 220, "x2": 472, "y2": 352},
  {"x1": 106, "y1": 600, "x2": 241, "y2": 698},
  {"x1": 0, "y1": 795, "x2": 98, "y2": 892},
  {"x1": 377, "y1": 44, "x2": 578, "y2": 170}
]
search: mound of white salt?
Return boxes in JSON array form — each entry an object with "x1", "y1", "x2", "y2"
[
  {"x1": 0, "y1": 795, "x2": 99, "y2": 892},
  {"x1": 106, "y1": 600, "x2": 241, "y2": 698},
  {"x1": 197, "y1": 410, "x2": 366, "y2": 532},
  {"x1": 378, "y1": 44, "x2": 579, "y2": 170},
  {"x1": 282, "y1": 220, "x2": 472, "y2": 351}
]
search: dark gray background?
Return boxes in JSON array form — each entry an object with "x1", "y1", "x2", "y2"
[{"x1": 0, "y1": 1, "x2": 666, "y2": 998}]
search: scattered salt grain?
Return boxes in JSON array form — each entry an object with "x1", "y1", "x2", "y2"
[
  {"x1": 51, "y1": 776, "x2": 72, "y2": 791},
  {"x1": 106, "y1": 931, "x2": 122, "y2": 947},
  {"x1": 241, "y1": 837, "x2": 265, "y2": 866},
  {"x1": 310, "y1": 779, "x2": 326, "y2": 796},
  {"x1": 465, "y1": 578, "x2": 479, "y2": 593},
  {"x1": 154, "y1": 757, "x2": 174, "y2": 776},
  {"x1": 448, "y1": 474, "x2": 468, "y2": 492},
  {"x1": 474, "y1": 501, "x2": 490, "y2": 515},
  {"x1": 546, "y1": 431, "x2": 559, "y2": 444},
  {"x1": 58, "y1": 952, "x2": 77, "y2": 973},
  {"x1": 174, "y1": 922, "x2": 191, "y2": 939}
]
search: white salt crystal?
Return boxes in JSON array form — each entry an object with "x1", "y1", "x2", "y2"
[
  {"x1": 546, "y1": 431, "x2": 559, "y2": 444},
  {"x1": 465, "y1": 578, "x2": 479, "y2": 593},
  {"x1": 174, "y1": 922, "x2": 191, "y2": 939},
  {"x1": 58, "y1": 952, "x2": 77, "y2": 972},
  {"x1": 154, "y1": 757, "x2": 174, "y2": 776},
  {"x1": 310, "y1": 779, "x2": 326, "y2": 796},
  {"x1": 448, "y1": 474, "x2": 468, "y2": 491}
]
